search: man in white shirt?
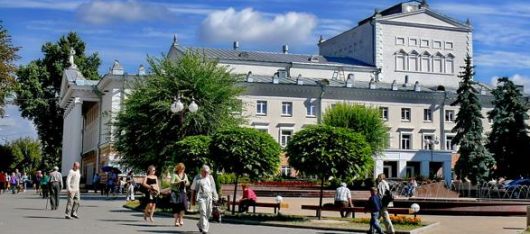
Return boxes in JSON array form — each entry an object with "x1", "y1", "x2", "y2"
[
  {"x1": 334, "y1": 182, "x2": 352, "y2": 218},
  {"x1": 191, "y1": 165, "x2": 218, "y2": 234},
  {"x1": 65, "y1": 162, "x2": 81, "y2": 219}
]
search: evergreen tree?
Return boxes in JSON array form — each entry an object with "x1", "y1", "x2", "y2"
[
  {"x1": 487, "y1": 77, "x2": 530, "y2": 178},
  {"x1": 0, "y1": 20, "x2": 20, "y2": 116},
  {"x1": 451, "y1": 54, "x2": 495, "y2": 184},
  {"x1": 16, "y1": 32, "x2": 101, "y2": 168}
]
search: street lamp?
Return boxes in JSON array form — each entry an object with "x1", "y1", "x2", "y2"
[
  {"x1": 316, "y1": 79, "x2": 329, "y2": 124},
  {"x1": 170, "y1": 94, "x2": 198, "y2": 113},
  {"x1": 409, "y1": 203, "x2": 420, "y2": 217},
  {"x1": 275, "y1": 195, "x2": 283, "y2": 215}
]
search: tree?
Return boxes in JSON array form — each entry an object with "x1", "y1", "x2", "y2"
[
  {"x1": 173, "y1": 135, "x2": 213, "y2": 175},
  {"x1": 0, "y1": 20, "x2": 20, "y2": 116},
  {"x1": 322, "y1": 102, "x2": 388, "y2": 155},
  {"x1": 114, "y1": 51, "x2": 244, "y2": 172},
  {"x1": 451, "y1": 55, "x2": 495, "y2": 184},
  {"x1": 7, "y1": 137, "x2": 42, "y2": 173},
  {"x1": 487, "y1": 77, "x2": 530, "y2": 178},
  {"x1": 210, "y1": 126, "x2": 281, "y2": 214},
  {"x1": 0, "y1": 143, "x2": 14, "y2": 171},
  {"x1": 286, "y1": 125, "x2": 372, "y2": 219},
  {"x1": 16, "y1": 32, "x2": 101, "y2": 168}
]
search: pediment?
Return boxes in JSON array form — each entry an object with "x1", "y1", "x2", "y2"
[{"x1": 381, "y1": 10, "x2": 468, "y2": 29}]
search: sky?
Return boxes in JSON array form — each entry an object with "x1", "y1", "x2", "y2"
[{"x1": 1, "y1": 0, "x2": 530, "y2": 141}]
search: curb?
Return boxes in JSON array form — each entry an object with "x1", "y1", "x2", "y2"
[{"x1": 123, "y1": 204, "x2": 439, "y2": 234}]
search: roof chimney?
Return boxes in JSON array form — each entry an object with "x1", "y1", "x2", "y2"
[
  {"x1": 297, "y1": 74, "x2": 303, "y2": 85},
  {"x1": 246, "y1": 71, "x2": 253, "y2": 83},
  {"x1": 465, "y1": 18, "x2": 471, "y2": 26},
  {"x1": 138, "y1": 64, "x2": 146, "y2": 75},
  {"x1": 403, "y1": 75, "x2": 409, "y2": 87},
  {"x1": 282, "y1": 45, "x2": 289, "y2": 54},
  {"x1": 414, "y1": 81, "x2": 421, "y2": 92},
  {"x1": 233, "y1": 41, "x2": 239, "y2": 50},
  {"x1": 346, "y1": 74, "x2": 355, "y2": 88},
  {"x1": 318, "y1": 35, "x2": 326, "y2": 45},
  {"x1": 374, "y1": 8, "x2": 382, "y2": 18},
  {"x1": 110, "y1": 60, "x2": 124, "y2": 75},
  {"x1": 391, "y1": 80, "x2": 398, "y2": 91},
  {"x1": 369, "y1": 78, "x2": 376, "y2": 90},
  {"x1": 173, "y1": 34, "x2": 179, "y2": 46},
  {"x1": 420, "y1": 0, "x2": 429, "y2": 9}
]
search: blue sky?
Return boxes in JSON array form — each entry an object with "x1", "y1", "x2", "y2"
[{"x1": 1, "y1": 0, "x2": 530, "y2": 141}]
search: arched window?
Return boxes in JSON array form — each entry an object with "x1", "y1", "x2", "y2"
[
  {"x1": 409, "y1": 50, "x2": 419, "y2": 72},
  {"x1": 421, "y1": 51, "x2": 431, "y2": 72},
  {"x1": 433, "y1": 52, "x2": 444, "y2": 73},
  {"x1": 445, "y1": 53, "x2": 455, "y2": 74},
  {"x1": 395, "y1": 50, "x2": 407, "y2": 71}
]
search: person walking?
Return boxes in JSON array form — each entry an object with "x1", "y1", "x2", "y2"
[
  {"x1": 65, "y1": 162, "x2": 81, "y2": 219},
  {"x1": 35, "y1": 171, "x2": 42, "y2": 194},
  {"x1": 9, "y1": 172, "x2": 18, "y2": 194},
  {"x1": 48, "y1": 166, "x2": 63, "y2": 210},
  {"x1": 171, "y1": 163, "x2": 189, "y2": 227},
  {"x1": 142, "y1": 166, "x2": 159, "y2": 222},
  {"x1": 191, "y1": 165, "x2": 218, "y2": 234},
  {"x1": 334, "y1": 182, "x2": 353, "y2": 218},
  {"x1": 0, "y1": 171, "x2": 6, "y2": 194},
  {"x1": 15, "y1": 169, "x2": 21, "y2": 194},
  {"x1": 107, "y1": 170, "x2": 117, "y2": 199},
  {"x1": 125, "y1": 171, "x2": 136, "y2": 201},
  {"x1": 99, "y1": 172, "x2": 108, "y2": 196},
  {"x1": 377, "y1": 173, "x2": 395, "y2": 234},
  {"x1": 92, "y1": 173, "x2": 100, "y2": 193},
  {"x1": 239, "y1": 184, "x2": 257, "y2": 213},
  {"x1": 407, "y1": 177, "x2": 418, "y2": 197},
  {"x1": 365, "y1": 187, "x2": 384, "y2": 234},
  {"x1": 41, "y1": 171, "x2": 49, "y2": 199},
  {"x1": 20, "y1": 172, "x2": 29, "y2": 193}
]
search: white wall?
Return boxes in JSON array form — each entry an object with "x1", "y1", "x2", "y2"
[{"x1": 319, "y1": 22, "x2": 375, "y2": 65}]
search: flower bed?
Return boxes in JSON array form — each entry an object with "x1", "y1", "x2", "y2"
[{"x1": 353, "y1": 215, "x2": 422, "y2": 226}]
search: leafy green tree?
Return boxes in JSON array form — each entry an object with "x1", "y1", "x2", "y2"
[
  {"x1": 0, "y1": 20, "x2": 20, "y2": 116},
  {"x1": 286, "y1": 125, "x2": 372, "y2": 219},
  {"x1": 8, "y1": 137, "x2": 42, "y2": 173},
  {"x1": 173, "y1": 135, "x2": 213, "y2": 175},
  {"x1": 210, "y1": 126, "x2": 281, "y2": 214},
  {"x1": 16, "y1": 32, "x2": 100, "y2": 168},
  {"x1": 322, "y1": 102, "x2": 388, "y2": 155},
  {"x1": 114, "y1": 51, "x2": 244, "y2": 172},
  {"x1": 451, "y1": 55, "x2": 495, "y2": 184},
  {"x1": 487, "y1": 77, "x2": 530, "y2": 178}
]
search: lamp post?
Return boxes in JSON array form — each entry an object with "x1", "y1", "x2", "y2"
[
  {"x1": 170, "y1": 94, "x2": 198, "y2": 114},
  {"x1": 275, "y1": 195, "x2": 283, "y2": 215},
  {"x1": 316, "y1": 79, "x2": 329, "y2": 124},
  {"x1": 424, "y1": 136, "x2": 439, "y2": 177},
  {"x1": 409, "y1": 203, "x2": 420, "y2": 218}
]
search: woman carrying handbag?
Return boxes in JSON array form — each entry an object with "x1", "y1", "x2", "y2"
[{"x1": 170, "y1": 163, "x2": 189, "y2": 227}]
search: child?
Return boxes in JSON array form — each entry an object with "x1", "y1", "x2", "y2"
[{"x1": 365, "y1": 187, "x2": 383, "y2": 234}]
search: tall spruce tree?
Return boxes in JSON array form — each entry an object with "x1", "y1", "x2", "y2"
[
  {"x1": 451, "y1": 54, "x2": 495, "y2": 184},
  {"x1": 16, "y1": 32, "x2": 101, "y2": 168},
  {"x1": 487, "y1": 77, "x2": 530, "y2": 178}
]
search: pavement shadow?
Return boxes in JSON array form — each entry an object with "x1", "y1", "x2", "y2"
[
  {"x1": 120, "y1": 223, "x2": 175, "y2": 228},
  {"x1": 24, "y1": 216, "x2": 65, "y2": 220},
  {"x1": 15, "y1": 208, "x2": 46, "y2": 211},
  {"x1": 98, "y1": 219, "x2": 140, "y2": 223},
  {"x1": 137, "y1": 230, "x2": 198, "y2": 234}
]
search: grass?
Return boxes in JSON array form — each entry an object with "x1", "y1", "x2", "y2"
[{"x1": 123, "y1": 200, "x2": 425, "y2": 232}]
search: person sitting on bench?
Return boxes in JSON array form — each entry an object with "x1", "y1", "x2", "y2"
[
  {"x1": 334, "y1": 182, "x2": 353, "y2": 218},
  {"x1": 239, "y1": 184, "x2": 257, "y2": 213}
]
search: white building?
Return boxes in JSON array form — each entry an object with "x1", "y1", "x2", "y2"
[{"x1": 60, "y1": 1, "x2": 500, "y2": 185}]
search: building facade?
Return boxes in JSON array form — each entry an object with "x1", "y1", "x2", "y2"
[{"x1": 60, "y1": 1, "x2": 505, "y2": 185}]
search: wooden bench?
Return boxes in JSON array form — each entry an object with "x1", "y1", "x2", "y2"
[
  {"x1": 301, "y1": 205, "x2": 415, "y2": 218},
  {"x1": 226, "y1": 196, "x2": 289, "y2": 214}
]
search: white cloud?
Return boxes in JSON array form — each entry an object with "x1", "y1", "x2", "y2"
[
  {"x1": 475, "y1": 51, "x2": 530, "y2": 69},
  {"x1": 0, "y1": 0, "x2": 81, "y2": 11},
  {"x1": 490, "y1": 74, "x2": 530, "y2": 94},
  {"x1": 76, "y1": 0, "x2": 175, "y2": 24},
  {"x1": 199, "y1": 8, "x2": 317, "y2": 46}
]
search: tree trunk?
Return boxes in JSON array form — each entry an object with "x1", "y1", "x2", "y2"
[
  {"x1": 232, "y1": 174, "x2": 239, "y2": 215},
  {"x1": 318, "y1": 175, "x2": 325, "y2": 220}
]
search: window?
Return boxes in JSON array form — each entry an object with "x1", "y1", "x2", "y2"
[
  {"x1": 445, "y1": 42, "x2": 454, "y2": 50},
  {"x1": 421, "y1": 53, "x2": 431, "y2": 72},
  {"x1": 433, "y1": 40, "x2": 442, "y2": 49},
  {"x1": 420, "y1": 39, "x2": 429, "y2": 48},
  {"x1": 445, "y1": 55, "x2": 454, "y2": 74},
  {"x1": 401, "y1": 134, "x2": 412, "y2": 149},
  {"x1": 256, "y1": 100, "x2": 267, "y2": 115},
  {"x1": 380, "y1": 107, "x2": 389, "y2": 121},
  {"x1": 434, "y1": 54, "x2": 443, "y2": 73},
  {"x1": 446, "y1": 135, "x2": 455, "y2": 150},
  {"x1": 306, "y1": 103, "x2": 316, "y2": 117},
  {"x1": 396, "y1": 51, "x2": 406, "y2": 71},
  {"x1": 445, "y1": 110, "x2": 455, "y2": 122},
  {"x1": 423, "y1": 135, "x2": 434, "y2": 150},
  {"x1": 401, "y1": 108, "x2": 411, "y2": 121},
  {"x1": 423, "y1": 109, "x2": 432, "y2": 121},
  {"x1": 280, "y1": 130, "x2": 293, "y2": 146},
  {"x1": 409, "y1": 51, "x2": 419, "y2": 71},
  {"x1": 396, "y1": 37, "x2": 405, "y2": 45},
  {"x1": 282, "y1": 102, "x2": 292, "y2": 116},
  {"x1": 409, "y1": 38, "x2": 418, "y2": 47},
  {"x1": 281, "y1": 165, "x2": 291, "y2": 176}
]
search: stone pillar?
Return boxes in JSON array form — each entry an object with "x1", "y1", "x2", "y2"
[
  {"x1": 527, "y1": 206, "x2": 530, "y2": 229},
  {"x1": 61, "y1": 97, "x2": 83, "y2": 174},
  {"x1": 374, "y1": 159, "x2": 384, "y2": 179},
  {"x1": 443, "y1": 161, "x2": 452, "y2": 186},
  {"x1": 398, "y1": 160, "x2": 407, "y2": 179},
  {"x1": 420, "y1": 161, "x2": 429, "y2": 178}
]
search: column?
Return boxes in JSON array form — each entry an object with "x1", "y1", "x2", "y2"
[
  {"x1": 443, "y1": 160, "x2": 452, "y2": 186},
  {"x1": 420, "y1": 161, "x2": 429, "y2": 178},
  {"x1": 61, "y1": 97, "x2": 83, "y2": 174},
  {"x1": 374, "y1": 159, "x2": 384, "y2": 178},
  {"x1": 398, "y1": 160, "x2": 407, "y2": 179}
]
